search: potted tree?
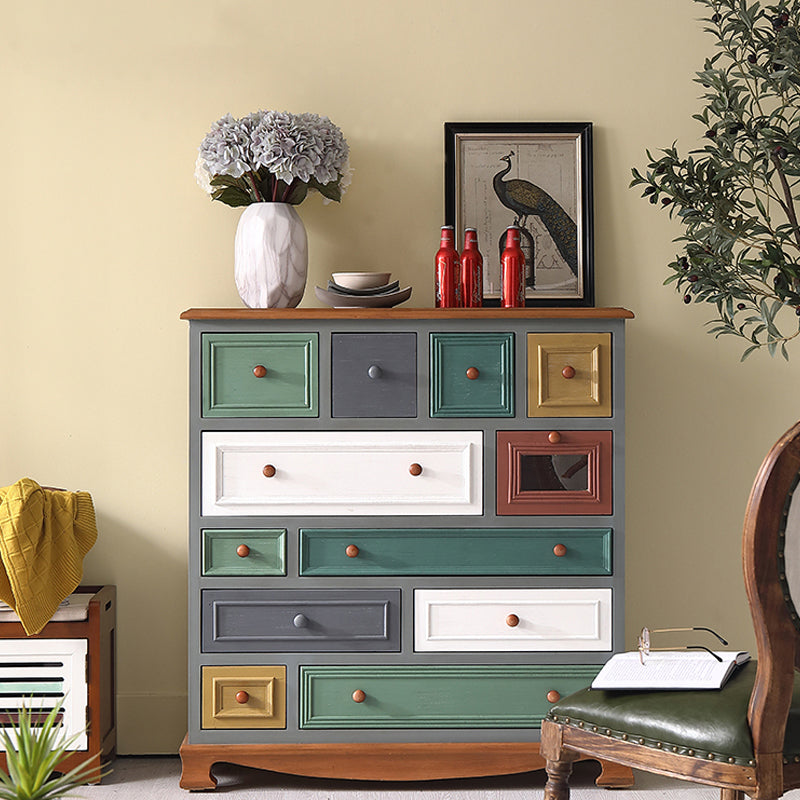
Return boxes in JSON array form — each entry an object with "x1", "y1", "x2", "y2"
[{"x1": 632, "y1": 0, "x2": 800, "y2": 358}]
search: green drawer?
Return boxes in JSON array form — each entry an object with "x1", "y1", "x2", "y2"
[
  {"x1": 202, "y1": 333, "x2": 318, "y2": 417},
  {"x1": 299, "y1": 528, "x2": 611, "y2": 576},
  {"x1": 201, "y1": 529, "x2": 286, "y2": 576},
  {"x1": 430, "y1": 332, "x2": 514, "y2": 417},
  {"x1": 299, "y1": 664, "x2": 599, "y2": 729}
]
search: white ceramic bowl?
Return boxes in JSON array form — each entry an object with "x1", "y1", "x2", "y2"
[{"x1": 331, "y1": 271, "x2": 391, "y2": 290}]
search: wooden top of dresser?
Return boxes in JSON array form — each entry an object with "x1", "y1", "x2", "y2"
[{"x1": 180, "y1": 307, "x2": 634, "y2": 321}]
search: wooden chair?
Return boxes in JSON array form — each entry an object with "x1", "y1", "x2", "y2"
[{"x1": 541, "y1": 420, "x2": 800, "y2": 800}]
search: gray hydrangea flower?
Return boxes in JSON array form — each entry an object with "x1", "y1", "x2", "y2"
[
  {"x1": 198, "y1": 113, "x2": 254, "y2": 179},
  {"x1": 197, "y1": 109, "x2": 350, "y2": 206}
]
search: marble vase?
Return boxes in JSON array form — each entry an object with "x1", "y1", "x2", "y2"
[{"x1": 234, "y1": 202, "x2": 308, "y2": 308}]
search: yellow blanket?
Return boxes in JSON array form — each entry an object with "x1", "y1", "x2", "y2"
[{"x1": 0, "y1": 478, "x2": 98, "y2": 635}]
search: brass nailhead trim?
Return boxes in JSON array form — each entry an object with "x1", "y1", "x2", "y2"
[
  {"x1": 656, "y1": 742, "x2": 662, "y2": 748},
  {"x1": 708, "y1": 753, "x2": 715, "y2": 760},
  {"x1": 622, "y1": 734, "x2": 628, "y2": 740},
  {"x1": 605, "y1": 729, "x2": 612, "y2": 736},
  {"x1": 592, "y1": 726, "x2": 598, "y2": 732},
  {"x1": 795, "y1": 755, "x2": 800, "y2": 763},
  {"x1": 578, "y1": 721, "x2": 584, "y2": 728},
  {"x1": 749, "y1": 760, "x2": 755, "y2": 766},
  {"x1": 689, "y1": 750, "x2": 695, "y2": 756},
  {"x1": 638, "y1": 738, "x2": 645, "y2": 745}
]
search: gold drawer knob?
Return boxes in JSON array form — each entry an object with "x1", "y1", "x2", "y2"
[
  {"x1": 345, "y1": 544, "x2": 360, "y2": 558},
  {"x1": 548, "y1": 431, "x2": 562, "y2": 444},
  {"x1": 466, "y1": 367, "x2": 480, "y2": 380},
  {"x1": 547, "y1": 690, "x2": 561, "y2": 703},
  {"x1": 236, "y1": 544, "x2": 250, "y2": 558},
  {"x1": 352, "y1": 689, "x2": 367, "y2": 703},
  {"x1": 409, "y1": 463, "x2": 423, "y2": 476},
  {"x1": 553, "y1": 544, "x2": 567, "y2": 557},
  {"x1": 253, "y1": 365, "x2": 267, "y2": 378},
  {"x1": 505, "y1": 614, "x2": 520, "y2": 628},
  {"x1": 561, "y1": 365, "x2": 576, "y2": 379},
  {"x1": 262, "y1": 464, "x2": 276, "y2": 478},
  {"x1": 235, "y1": 691, "x2": 249, "y2": 704}
]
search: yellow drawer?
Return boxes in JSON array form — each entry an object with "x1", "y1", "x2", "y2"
[
  {"x1": 527, "y1": 332, "x2": 612, "y2": 417},
  {"x1": 201, "y1": 665, "x2": 286, "y2": 729}
]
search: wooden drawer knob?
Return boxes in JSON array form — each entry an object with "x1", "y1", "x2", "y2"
[
  {"x1": 505, "y1": 614, "x2": 520, "y2": 628},
  {"x1": 352, "y1": 689, "x2": 367, "y2": 703},
  {"x1": 236, "y1": 544, "x2": 250, "y2": 558},
  {"x1": 367, "y1": 365, "x2": 382, "y2": 379},
  {"x1": 466, "y1": 367, "x2": 480, "y2": 380},
  {"x1": 547, "y1": 690, "x2": 561, "y2": 703},
  {"x1": 345, "y1": 544, "x2": 360, "y2": 558},
  {"x1": 553, "y1": 544, "x2": 567, "y2": 557},
  {"x1": 262, "y1": 464, "x2": 276, "y2": 478},
  {"x1": 561, "y1": 365, "x2": 576, "y2": 379},
  {"x1": 409, "y1": 463, "x2": 423, "y2": 476},
  {"x1": 253, "y1": 365, "x2": 267, "y2": 378},
  {"x1": 547, "y1": 431, "x2": 562, "y2": 444},
  {"x1": 235, "y1": 691, "x2": 249, "y2": 704}
]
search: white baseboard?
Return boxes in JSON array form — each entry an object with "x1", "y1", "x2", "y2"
[{"x1": 116, "y1": 693, "x2": 187, "y2": 754}]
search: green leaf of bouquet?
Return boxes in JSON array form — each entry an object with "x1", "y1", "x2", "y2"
[
  {"x1": 209, "y1": 175, "x2": 242, "y2": 188},
  {"x1": 309, "y1": 177, "x2": 342, "y2": 202},
  {"x1": 212, "y1": 186, "x2": 252, "y2": 207},
  {"x1": 282, "y1": 180, "x2": 309, "y2": 205}
]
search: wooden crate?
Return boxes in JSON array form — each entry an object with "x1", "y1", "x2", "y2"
[{"x1": 0, "y1": 585, "x2": 115, "y2": 783}]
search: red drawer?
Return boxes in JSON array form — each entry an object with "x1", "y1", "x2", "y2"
[{"x1": 496, "y1": 430, "x2": 613, "y2": 515}]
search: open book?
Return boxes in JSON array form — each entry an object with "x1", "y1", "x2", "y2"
[{"x1": 591, "y1": 650, "x2": 751, "y2": 690}]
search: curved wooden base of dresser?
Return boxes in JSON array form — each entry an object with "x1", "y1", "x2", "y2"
[{"x1": 178, "y1": 735, "x2": 634, "y2": 790}]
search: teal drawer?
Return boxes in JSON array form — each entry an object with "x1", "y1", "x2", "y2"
[
  {"x1": 430, "y1": 332, "x2": 514, "y2": 417},
  {"x1": 202, "y1": 333, "x2": 318, "y2": 417},
  {"x1": 201, "y1": 529, "x2": 286, "y2": 576},
  {"x1": 299, "y1": 664, "x2": 599, "y2": 729},
  {"x1": 299, "y1": 528, "x2": 611, "y2": 576}
]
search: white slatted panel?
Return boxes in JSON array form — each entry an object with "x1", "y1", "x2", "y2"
[{"x1": 0, "y1": 639, "x2": 87, "y2": 751}]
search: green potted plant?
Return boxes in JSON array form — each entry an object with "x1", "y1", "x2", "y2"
[
  {"x1": 0, "y1": 702, "x2": 102, "y2": 800},
  {"x1": 631, "y1": 0, "x2": 800, "y2": 358}
]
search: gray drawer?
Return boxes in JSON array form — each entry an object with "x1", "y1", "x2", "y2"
[
  {"x1": 331, "y1": 333, "x2": 416, "y2": 418},
  {"x1": 201, "y1": 589, "x2": 401, "y2": 653}
]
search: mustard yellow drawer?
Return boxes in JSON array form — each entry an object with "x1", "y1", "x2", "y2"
[
  {"x1": 527, "y1": 332, "x2": 612, "y2": 417},
  {"x1": 201, "y1": 665, "x2": 286, "y2": 729}
]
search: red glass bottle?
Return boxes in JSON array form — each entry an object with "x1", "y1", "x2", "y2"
[
  {"x1": 435, "y1": 226, "x2": 459, "y2": 308},
  {"x1": 500, "y1": 226, "x2": 526, "y2": 308},
  {"x1": 460, "y1": 228, "x2": 483, "y2": 308}
]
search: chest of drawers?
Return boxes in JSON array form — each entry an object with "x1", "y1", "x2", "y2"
[{"x1": 179, "y1": 307, "x2": 633, "y2": 790}]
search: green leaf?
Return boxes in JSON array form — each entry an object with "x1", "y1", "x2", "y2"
[
  {"x1": 308, "y1": 176, "x2": 342, "y2": 202},
  {"x1": 211, "y1": 186, "x2": 252, "y2": 207}
]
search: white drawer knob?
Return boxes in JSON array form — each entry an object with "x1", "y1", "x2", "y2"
[
  {"x1": 293, "y1": 614, "x2": 308, "y2": 628},
  {"x1": 367, "y1": 365, "x2": 382, "y2": 379}
]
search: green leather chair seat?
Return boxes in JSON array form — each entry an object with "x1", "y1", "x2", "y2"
[{"x1": 547, "y1": 662, "x2": 800, "y2": 767}]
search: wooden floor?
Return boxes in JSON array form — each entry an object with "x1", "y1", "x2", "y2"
[{"x1": 84, "y1": 756, "x2": 727, "y2": 799}]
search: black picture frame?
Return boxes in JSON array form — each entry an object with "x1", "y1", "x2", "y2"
[{"x1": 444, "y1": 122, "x2": 594, "y2": 307}]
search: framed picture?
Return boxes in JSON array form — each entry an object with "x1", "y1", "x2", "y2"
[{"x1": 444, "y1": 122, "x2": 594, "y2": 307}]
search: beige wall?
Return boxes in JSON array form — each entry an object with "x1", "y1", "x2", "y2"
[{"x1": 4, "y1": 0, "x2": 798, "y2": 753}]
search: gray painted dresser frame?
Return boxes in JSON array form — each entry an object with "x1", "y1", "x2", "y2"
[{"x1": 180, "y1": 307, "x2": 631, "y2": 787}]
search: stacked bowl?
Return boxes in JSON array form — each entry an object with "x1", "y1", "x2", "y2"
[{"x1": 315, "y1": 272, "x2": 412, "y2": 308}]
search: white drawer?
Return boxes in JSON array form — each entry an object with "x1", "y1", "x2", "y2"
[
  {"x1": 414, "y1": 588, "x2": 612, "y2": 652},
  {"x1": 202, "y1": 431, "x2": 483, "y2": 516}
]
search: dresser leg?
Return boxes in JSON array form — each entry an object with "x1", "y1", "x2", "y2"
[{"x1": 179, "y1": 736, "x2": 218, "y2": 791}]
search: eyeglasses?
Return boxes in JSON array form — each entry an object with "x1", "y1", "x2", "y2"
[{"x1": 638, "y1": 626, "x2": 728, "y2": 665}]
